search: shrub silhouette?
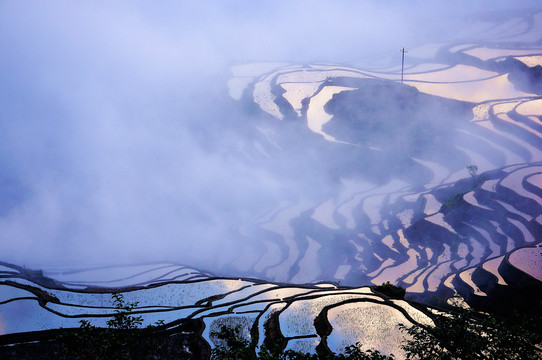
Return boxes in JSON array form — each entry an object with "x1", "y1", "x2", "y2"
[
  {"x1": 58, "y1": 293, "x2": 161, "y2": 360},
  {"x1": 210, "y1": 324, "x2": 394, "y2": 359},
  {"x1": 399, "y1": 306, "x2": 542, "y2": 359},
  {"x1": 372, "y1": 282, "x2": 406, "y2": 299}
]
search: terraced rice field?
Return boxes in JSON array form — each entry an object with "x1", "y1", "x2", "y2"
[{"x1": 1, "y1": 6, "x2": 542, "y2": 357}]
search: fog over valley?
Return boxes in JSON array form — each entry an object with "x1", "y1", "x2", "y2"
[{"x1": 0, "y1": 2, "x2": 541, "y2": 355}]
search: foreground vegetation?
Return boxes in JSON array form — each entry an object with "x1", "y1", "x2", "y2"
[
  {"x1": 400, "y1": 307, "x2": 541, "y2": 360},
  {"x1": 56, "y1": 293, "x2": 165, "y2": 359},
  {"x1": 0, "y1": 292, "x2": 540, "y2": 359},
  {"x1": 211, "y1": 324, "x2": 394, "y2": 359},
  {"x1": 211, "y1": 306, "x2": 541, "y2": 360}
]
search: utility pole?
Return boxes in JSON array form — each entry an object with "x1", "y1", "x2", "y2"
[{"x1": 400, "y1": 48, "x2": 407, "y2": 84}]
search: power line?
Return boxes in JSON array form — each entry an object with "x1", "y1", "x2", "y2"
[{"x1": 400, "y1": 47, "x2": 407, "y2": 83}]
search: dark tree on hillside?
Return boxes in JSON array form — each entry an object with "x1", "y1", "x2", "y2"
[{"x1": 400, "y1": 307, "x2": 542, "y2": 359}]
